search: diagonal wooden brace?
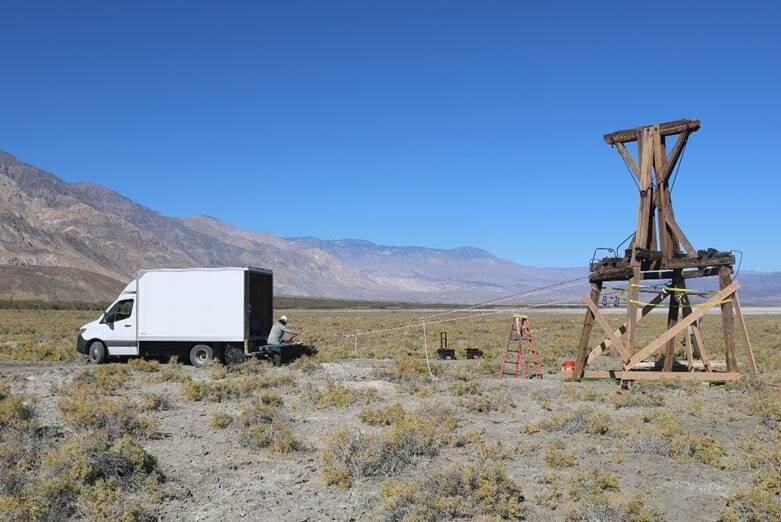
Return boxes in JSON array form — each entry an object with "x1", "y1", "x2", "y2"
[
  {"x1": 627, "y1": 281, "x2": 741, "y2": 369},
  {"x1": 587, "y1": 291, "x2": 669, "y2": 364},
  {"x1": 583, "y1": 294, "x2": 631, "y2": 367}
]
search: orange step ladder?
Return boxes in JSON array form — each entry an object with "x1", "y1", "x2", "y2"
[{"x1": 499, "y1": 315, "x2": 543, "y2": 379}]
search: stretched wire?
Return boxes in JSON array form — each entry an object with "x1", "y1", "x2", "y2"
[
  {"x1": 414, "y1": 276, "x2": 587, "y2": 323},
  {"x1": 668, "y1": 138, "x2": 688, "y2": 193}
]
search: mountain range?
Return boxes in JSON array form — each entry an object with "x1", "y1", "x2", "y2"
[{"x1": 1, "y1": 150, "x2": 779, "y2": 305}]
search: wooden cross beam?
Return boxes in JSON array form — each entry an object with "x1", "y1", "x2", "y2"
[{"x1": 604, "y1": 119, "x2": 700, "y2": 145}]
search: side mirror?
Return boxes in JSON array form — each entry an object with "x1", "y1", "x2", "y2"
[{"x1": 100, "y1": 314, "x2": 112, "y2": 324}]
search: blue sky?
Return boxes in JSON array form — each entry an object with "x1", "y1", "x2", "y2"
[{"x1": 1, "y1": 1, "x2": 779, "y2": 269}]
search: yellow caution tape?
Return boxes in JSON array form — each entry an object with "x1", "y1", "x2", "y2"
[
  {"x1": 628, "y1": 299, "x2": 664, "y2": 307},
  {"x1": 629, "y1": 298, "x2": 732, "y2": 307}
]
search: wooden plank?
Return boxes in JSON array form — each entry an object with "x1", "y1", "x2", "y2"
[
  {"x1": 720, "y1": 267, "x2": 738, "y2": 373},
  {"x1": 583, "y1": 294, "x2": 631, "y2": 365},
  {"x1": 583, "y1": 370, "x2": 740, "y2": 382},
  {"x1": 732, "y1": 292, "x2": 758, "y2": 373},
  {"x1": 604, "y1": 119, "x2": 700, "y2": 145},
  {"x1": 627, "y1": 281, "x2": 741, "y2": 368},
  {"x1": 615, "y1": 142, "x2": 640, "y2": 180},
  {"x1": 587, "y1": 291, "x2": 668, "y2": 363},
  {"x1": 573, "y1": 283, "x2": 602, "y2": 379}
]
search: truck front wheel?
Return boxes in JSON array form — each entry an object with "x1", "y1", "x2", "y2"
[
  {"x1": 189, "y1": 344, "x2": 213, "y2": 367},
  {"x1": 88, "y1": 341, "x2": 107, "y2": 364}
]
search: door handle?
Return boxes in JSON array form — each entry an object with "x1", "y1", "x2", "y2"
[{"x1": 124, "y1": 324, "x2": 133, "y2": 327}]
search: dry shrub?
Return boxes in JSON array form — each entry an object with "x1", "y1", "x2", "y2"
[
  {"x1": 449, "y1": 380, "x2": 507, "y2": 413},
  {"x1": 182, "y1": 373, "x2": 295, "y2": 402},
  {"x1": 375, "y1": 457, "x2": 525, "y2": 521},
  {"x1": 142, "y1": 358, "x2": 192, "y2": 384},
  {"x1": 359, "y1": 403, "x2": 408, "y2": 426},
  {"x1": 321, "y1": 412, "x2": 443, "y2": 488},
  {"x1": 236, "y1": 399, "x2": 301, "y2": 453},
  {"x1": 608, "y1": 389, "x2": 665, "y2": 409},
  {"x1": 564, "y1": 494, "x2": 663, "y2": 522},
  {"x1": 209, "y1": 393, "x2": 300, "y2": 453},
  {"x1": 211, "y1": 412, "x2": 235, "y2": 430},
  {"x1": 568, "y1": 468, "x2": 620, "y2": 502},
  {"x1": 128, "y1": 358, "x2": 160, "y2": 373},
  {"x1": 630, "y1": 411, "x2": 725, "y2": 467},
  {"x1": 745, "y1": 390, "x2": 781, "y2": 431},
  {"x1": 58, "y1": 388, "x2": 157, "y2": 439},
  {"x1": 307, "y1": 378, "x2": 377, "y2": 409},
  {"x1": 544, "y1": 440, "x2": 576, "y2": 468},
  {"x1": 141, "y1": 392, "x2": 171, "y2": 412},
  {"x1": 720, "y1": 446, "x2": 781, "y2": 521},
  {"x1": 371, "y1": 356, "x2": 440, "y2": 390},
  {"x1": 538, "y1": 407, "x2": 611, "y2": 436},
  {"x1": 73, "y1": 364, "x2": 131, "y2": 394},
  {"x1": 36, "y1": 432, "x2": 162, "y2": 521},
  {"x1": 0, "y1": 379, "x2": 162, "y2": 521}
]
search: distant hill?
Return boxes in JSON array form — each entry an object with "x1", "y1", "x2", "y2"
[{"x1": 1, "y1": 149, "x2": 779, "y2": 304}]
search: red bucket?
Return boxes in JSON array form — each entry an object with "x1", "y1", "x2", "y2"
[{"x1": 561, "y1": 360, "x2": 576, "y2": 378}]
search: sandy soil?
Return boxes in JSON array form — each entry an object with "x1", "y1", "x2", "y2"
[{"x1": 0, "y1": 358, "x2": 760, "y2": 522}]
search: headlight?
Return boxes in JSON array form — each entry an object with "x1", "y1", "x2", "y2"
[{"x1": 77, "y1": 327, "x2": 87, "y2": 334}]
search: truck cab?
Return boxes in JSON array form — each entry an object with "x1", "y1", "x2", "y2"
[{"x1": 77, "y1": 281, "x2": 139, "y2": 363}]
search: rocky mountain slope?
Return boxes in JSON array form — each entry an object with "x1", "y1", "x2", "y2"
[{"x1": 1, "y1": 149, "x2": 779, "y2": 304}]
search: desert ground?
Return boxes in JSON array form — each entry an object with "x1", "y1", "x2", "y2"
[{"x1": 1, "y1": 308, "x2": 780, "y2": 521}]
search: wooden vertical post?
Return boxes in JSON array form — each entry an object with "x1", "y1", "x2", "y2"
[
  {"x1": 663, "y1": 273, "x2": 682, "y2": 372},
  {"x1": 574, "y1": 282, "x2": 602, "y2": 379},
  {"x1": 719, "y1": 266, "x2": 737, "y2": 373}
]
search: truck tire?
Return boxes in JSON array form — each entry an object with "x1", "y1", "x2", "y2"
[
  {"x1": 190, "y1": 344, "x2": 213, "y2": 367},
  {"x1": 87, "y1": 341, "x2": 107, "y2": 364},
  {"x1": 224, "y1": 345, "x2": 247, "y2": 366}
]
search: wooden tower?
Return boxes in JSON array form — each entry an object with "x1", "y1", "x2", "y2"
[{"x1": 573, "y1": 119, "x2": 757, "y2": 382}]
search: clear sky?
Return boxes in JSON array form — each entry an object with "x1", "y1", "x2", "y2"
[{"x1": 1, "y1": 1, "x2": 779, "y2": 269}]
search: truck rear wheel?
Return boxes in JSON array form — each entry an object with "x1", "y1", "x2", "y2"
[
  {"x1": 189, "y1": 344, "x2": 213, "y2": 367},
  {"x1": 87, "y1": 341, "x2": 107, "y2": 364}
]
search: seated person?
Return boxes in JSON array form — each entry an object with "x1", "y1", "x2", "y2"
[{"x1": 266, "y1": 315, "x2": 300, "y2": 346}]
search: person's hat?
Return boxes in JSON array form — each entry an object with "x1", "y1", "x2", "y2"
[{"x1": 280, "y1": 315, "x2": 288, "y2": 322}]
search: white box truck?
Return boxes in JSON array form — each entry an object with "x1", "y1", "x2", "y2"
[{"x1": 76, "y1": 267, "x2": 274, "y2": 366}]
